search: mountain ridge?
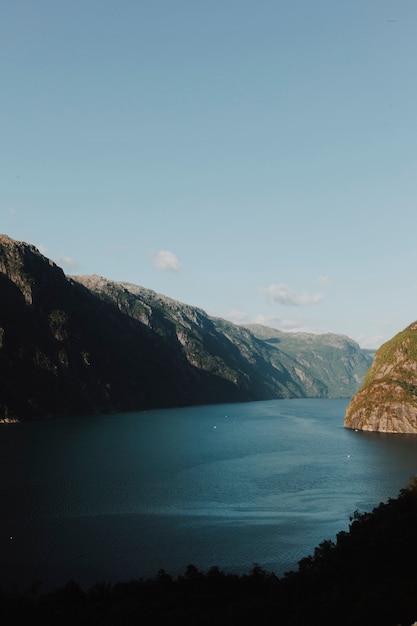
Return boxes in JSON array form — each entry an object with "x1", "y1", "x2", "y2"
[{"x1": 0, "y1": 234, "x2": 373, "y2": 421}]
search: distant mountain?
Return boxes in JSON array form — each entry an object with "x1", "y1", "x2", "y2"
[
  {"x1": 0, "y1": 234, "x2": 373, "y2": 422},
  {"x1": 345, "y1": 322, "x2": 417, "y2": 433},
  {"x1": 244, "y1": 324, "x2": 374, "y2": 398}
]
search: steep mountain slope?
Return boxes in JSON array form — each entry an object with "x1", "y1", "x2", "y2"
[
  {"x1": 73, "y1": 278, "x2": 373, "y2": 401},
  {"x1": 245, "y1": 324, "x2": 374, "y2": 398},
  {"x1": 0, "y1": 234, "x2": 372, "y2": 422},
  {"x1": 71, "y1": 274, "x2": 298, "y2": 402},
  {"x1": 0, "y1": 236, "x2": 273, "y2": 421},
  {"x1": 0, "y1": 235, "x2": 205, "y2": 420},
  {"x1": 344, "y1": 321, "x2": 417, "y2": 433}
]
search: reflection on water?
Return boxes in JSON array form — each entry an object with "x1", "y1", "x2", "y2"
[{"x1": 1, "y1": 398, "x2": 417, "y2": 591}]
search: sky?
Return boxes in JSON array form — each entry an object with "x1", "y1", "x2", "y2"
[{"x1": 2, "y1": 1, "x2": 417, "y2": 350}]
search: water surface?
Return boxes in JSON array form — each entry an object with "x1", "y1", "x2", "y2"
[{"x1": 1, "y1": 398, "x2": 417, "y2": 591}]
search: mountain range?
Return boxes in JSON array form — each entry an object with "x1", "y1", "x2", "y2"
[{"x1": 0, "y1": 234, "x2": 373, "y2": 422}]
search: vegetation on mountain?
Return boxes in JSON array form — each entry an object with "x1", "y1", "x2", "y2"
[
  {"x1": 245, "y1": 323, "x2": 374, "y2": 398},
  {"x1": 2, "y1": 478, "x2": 417, "y2": 625},
  {"x1": 345, "y1": 322, "x2": 417, "y2": 433},
  {"x1": 0, "y1": 235, "x2": 373, "y2": 421}
]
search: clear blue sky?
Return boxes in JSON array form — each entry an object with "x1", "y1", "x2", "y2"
[{"x1": 2, "y1": 1, "x2": 417, "y2": 349}]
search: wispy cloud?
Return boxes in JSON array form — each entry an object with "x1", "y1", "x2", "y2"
[
  {"x1": 105, "y1": 244, "x2": 126, "y2": 259},
  {"x1": 224, "y1": 309, "x2": 249, "y2": 324},
  {"x1": 55, "y1": 256, "x2": 80, "y2": 271},
  {"x1": 354, "y1": 319, "x2": 397, "y2": 349},
  {"x1": 355, "y1": 334, "x2": 385, "y2": 350},
  {"x1": 26, "y1": 241, "x2": 79, "y2": 272},
  {"x1": 36, "y1": 243, "x2": 48, "y2": 256},
  {"x1": 218, "y1": 311, "x2": 308, "y2": 332},
  {"x1": 253, "y1": 314, "x2": 302, "y2": 330},
  {"x1": 149, "y1": 249, "x2": 182, "y2": 272},
  {"x1": 316, "y1": 275, "x2": 331, "y2": 286},
  {"x1": 264, "y1": 283, "x2": 324, "y2": 306}
]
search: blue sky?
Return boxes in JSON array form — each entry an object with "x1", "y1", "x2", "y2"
[{"x1": 2, "y1": 0, "x2": 417, "y2": 349}]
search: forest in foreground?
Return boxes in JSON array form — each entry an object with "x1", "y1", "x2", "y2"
[{"x1": 2, "y1": 479, "x2": 417, "y2": 626}]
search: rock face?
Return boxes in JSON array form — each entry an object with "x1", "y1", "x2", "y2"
[
  {"x1": 244, "y1": 324, "x2": 374, "y2": 399},
  {"x1": 344, "y1": 322, "x2": 417, "y2": 433},
  {"x1": 0, "y1": 234, "x2": 373, "y2": 421}
]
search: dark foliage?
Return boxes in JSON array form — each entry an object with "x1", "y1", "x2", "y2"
[{"x1": 3, "y1": 480, "x2": 417, "y2": 625}]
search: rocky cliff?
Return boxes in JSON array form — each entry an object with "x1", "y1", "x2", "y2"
[
  {"x1": 0, "y1": 234, "x2": 373, "y2": 421},
  {"x1": 344, "y1": 322, "x2": 417, "y2": 433}
]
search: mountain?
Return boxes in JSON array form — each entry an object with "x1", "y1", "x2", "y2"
[
  {"x1": 344, "y1": 321, "x2": 417, "y2": 433},
  {"x1": 0, "y1": 234, "x2": 372, "y2": 422},
  {"x1": 244, "y1": 324, "x2": 374, "y2": 398}
]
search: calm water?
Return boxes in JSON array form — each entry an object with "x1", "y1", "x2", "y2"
[{"x1": 1, "y1": 398, "x2": 417, "y2": 592}]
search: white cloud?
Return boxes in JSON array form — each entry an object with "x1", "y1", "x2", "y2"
[
  {"x1": 316, "y1": 275, "x2": 331, "y2": 285},
  {"x1": 55, "y1": 256, "x2": 79, "y2": 271},
  {"x1": 36, "y1": 243, "x2": 48, "y2": 256},
  {"x1": 149, "y1": 249, "x2": 182, "y2": 272},
  {"x1": 376, "y1": 319, "x2": 394, "y2": 328},
  {"x1": 219, "y1": 311, "x2": 311, "y2": 333},
  {"x1": 105, "y1": 244, "x2": 126, "y2": 258},
  {"x1": 355, "y1": 334, "x2": 385, "y2": 350},
  {"x1": 264, "y1": 283, "x2": 324, "y2": 306},
  {"x1": 224, "y1": 309, "x2": 249, "y2": 324},
  {"x1": 253, "y1": 314, "x2": 301, "y2": 330}
]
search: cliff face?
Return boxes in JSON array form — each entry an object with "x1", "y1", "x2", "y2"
[
  {"x1": 0, "y1": 235, "x2": 258, "y2": 421},
  {"x1": 344, "y1": 322, "x2": 417, "y2": 433},
  {"x1": 244, "y1": 324, "x2": 374, "y2": 398},
  {"x1": 0, "y1": 234, "x2": 372, "y2": 422}
]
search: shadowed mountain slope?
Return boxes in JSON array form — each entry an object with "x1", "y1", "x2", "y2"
[{"x1": 0, "y1": 235, "x2": 372, "y2": 421}]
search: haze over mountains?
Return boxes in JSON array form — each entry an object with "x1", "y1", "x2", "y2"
[{"x1": 0, "y1": 235, "x2": 373, "y2": 422}]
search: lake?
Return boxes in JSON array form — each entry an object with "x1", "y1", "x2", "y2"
[{"x1": 1, "y1": 397, "x2": 417, "y2": 592}]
